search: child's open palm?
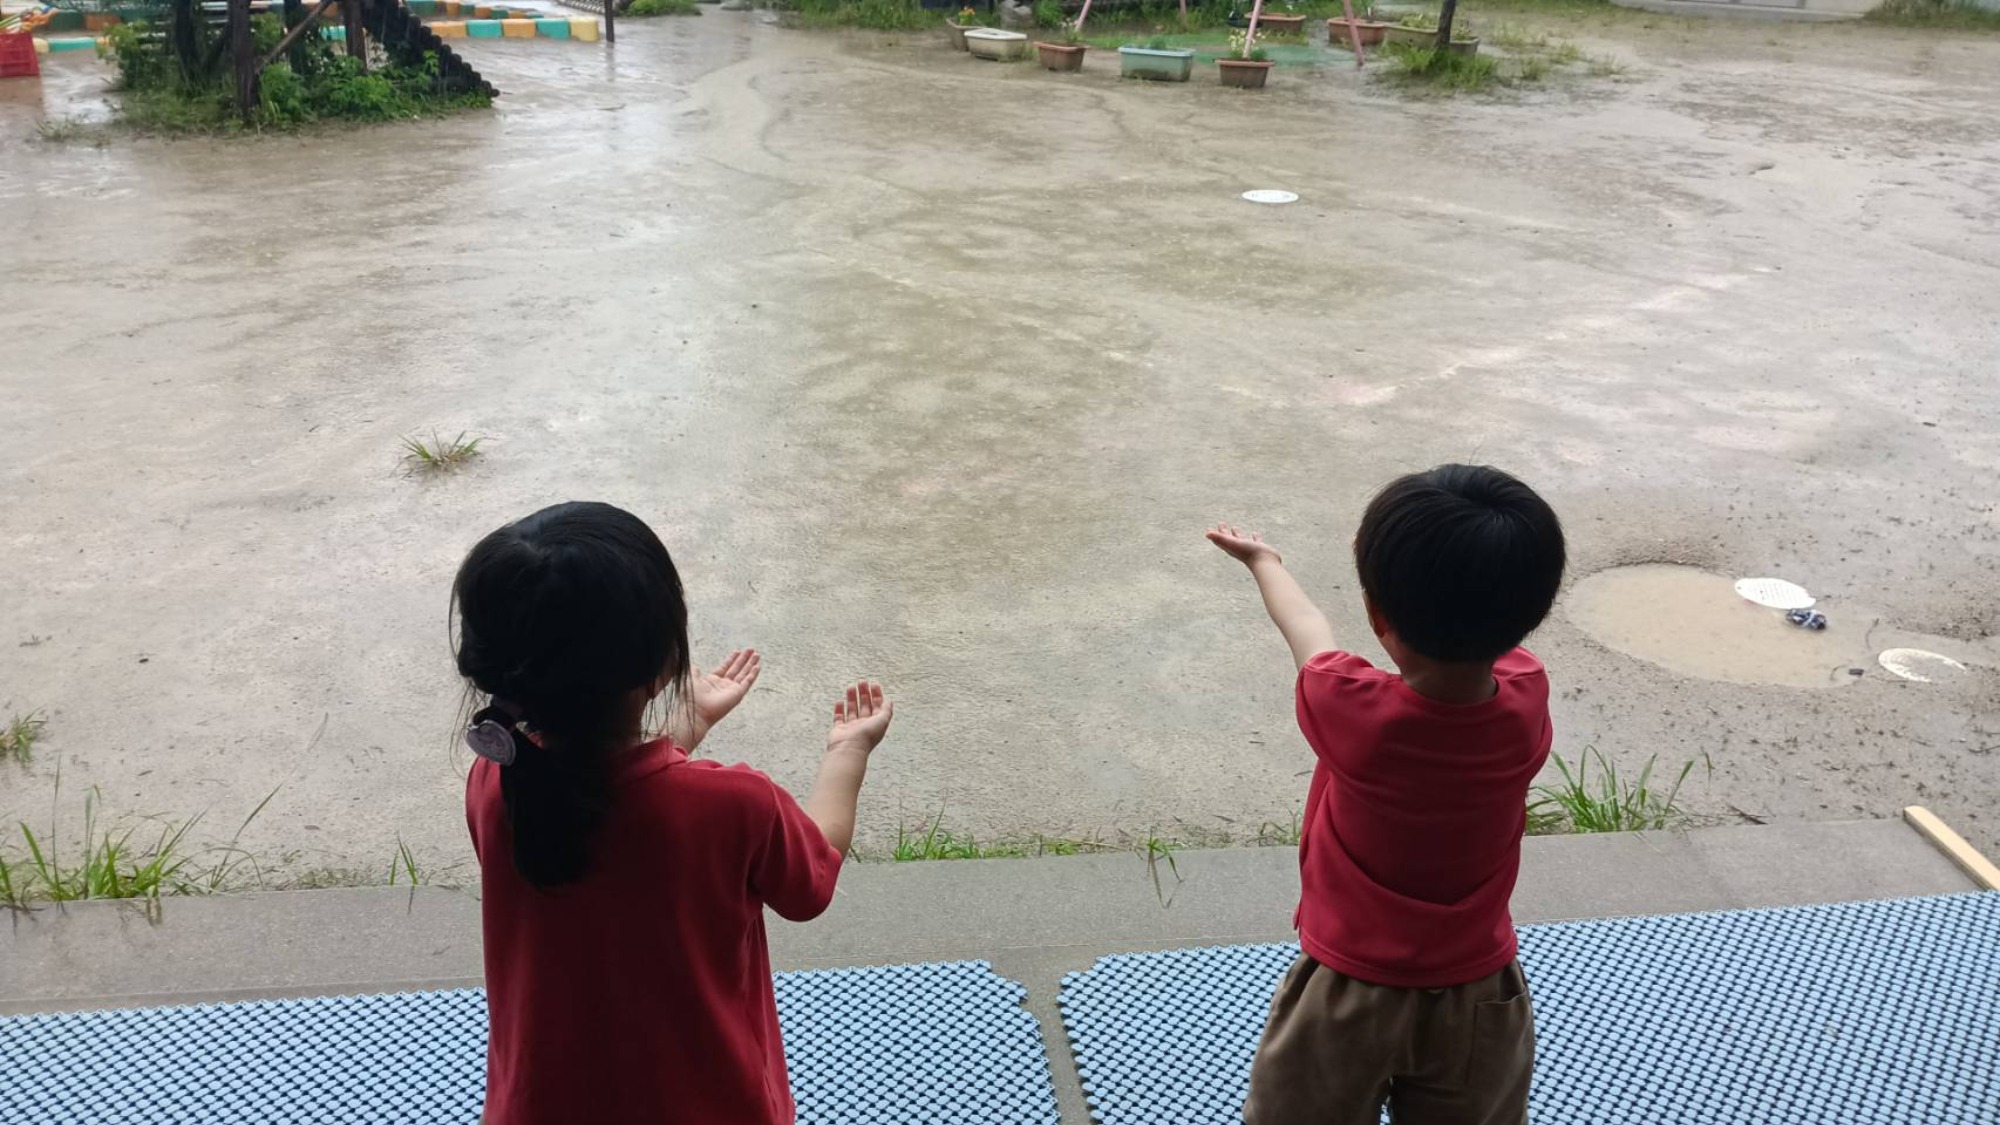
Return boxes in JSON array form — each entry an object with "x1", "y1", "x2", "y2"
[
  {"x1": 1206, "y1": 523, "x2": 1282, "y2": 566},
  {"x1": 827, "y1": 681, "x2": 893, "y2": 755},
  {"x1": 691, "y1": 649, "x2": 761, "y2": 730}
]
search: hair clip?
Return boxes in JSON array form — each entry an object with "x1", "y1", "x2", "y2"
[{"x1": 465, "y1": 719, "x2": 519, "y2": 766}]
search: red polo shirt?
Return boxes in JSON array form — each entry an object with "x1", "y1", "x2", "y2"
[
  {"x1": 1294, "y1": 648, "x2": 1551, "y2": 988},
  {"x1": 467, "y1": 739, "x2": 842, "y2": 1125}
]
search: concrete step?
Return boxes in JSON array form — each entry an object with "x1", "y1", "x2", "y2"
[{"x1": 0, "y1": 818, "x2": 1979, "y2": 1124}]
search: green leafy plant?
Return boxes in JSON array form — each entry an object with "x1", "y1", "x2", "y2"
[
  {"x1": 1527, "y1": 748, "x2": 1703, "y2": 835},
  {"x1": 954, "y1": 3, "x2": 983, "y2": 22},
  {"x1": 629, "y1": 0, "x2": 702, "y2": 16},
  {"x1": 400, "y1": 431, "x2": 484, "y2": 474},
  {"x1": 2, "y1": 712, "x2": 46, "y2": 764},
  {"x1": 1381, "y1": 40, "x2": 1498, "y2": 89},
  {"x1": 1864, "y1": 0, "x2": 2000, "y2": 26},
  {"x1": 1142, "y1": 835, "x2": 1181, "y2": 905},
  {"x1": 1226, "y1": 28, "x2": 1268, "y2": 58},
  {"x1": 1033, "y1": 0, "x2": 1065, "y2": 26},
  {"x1": 783, "y1": 0, "x2": 939, "y2": 28}
]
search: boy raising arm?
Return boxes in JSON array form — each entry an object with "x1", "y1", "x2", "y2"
[{"x1": 1209, "y1": 465, "x2": 1567, "y2": 1125}]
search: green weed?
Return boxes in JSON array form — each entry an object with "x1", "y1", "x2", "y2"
[
  {"x1": 388, "y1": 837, "x2": 428, "y2": 885},
  {"x1": 628, "y1": 0, "x2": 701, "y2": 13},
  {"x1": 782, "y1": 0, "x2": 939, "y2": 29},
  {"x1": 400, "y1": 431, "x2": 484, "y2": 474},
  {"x1": 1142, "y1": 834, "x2": 1182, "y2": 905},
  {"x1": 1864, "y1": 0, "x2": 2000, "y2": 27},
  {"x1": 1382, "y1": 41, "x2": 1501, "y2": 90},
  {"x1": 1517, "y1": 54, "x2": 1550, "y2": 80},
  {"x1": 2, "y1": 712, "x2": 46, "y2": 764},
  {"x1": 1527, "y1": 747, "x2": 1702, "y2": 834},
  {"x1": 1254, "y1": 811, "x2": 1303, "y2": 846},
  {"x1": 1585, "y1": 53, "x2": 1624, "y2": 76}
]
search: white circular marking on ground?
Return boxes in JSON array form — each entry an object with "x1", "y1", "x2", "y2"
[
  {"x1": 1242, "y1": 190, "x2": 1299, "y2": 204},
  {"x1": 1877, "y1": 648, "x2": 1969, "y2": 683},
  {"x1": 1734, "y1": 577, "x2": 1816, "y2": 610}
]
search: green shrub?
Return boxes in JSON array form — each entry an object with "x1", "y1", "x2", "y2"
[
  {"x1": 1865, "y1": 0, "x2": 2000, "y2": 25},
  {"x1": 1033, "y1": 0, "x2": 1065, "y2": 26},
  {"x1": 784, "y1": 0, "x2": 938, "y2": 27},
  {"x1": 628, "y1": 0, "x2": 701, "y2": 15},
  {"x1": 1382, "y1": 40, "x2": 1499, "y2": 89}
]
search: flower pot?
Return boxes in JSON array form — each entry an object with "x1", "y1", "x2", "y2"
[
  {"x1": 964, "y1": 27, "x2": 1030, "y2": 60},
  {"x1": 945, "y1": 19, "x2": 971, "y2": 50},
  {"x1": 1249, "y1": 12, "x2": 1304, "y2": 34},
  {"x1": 1035, "y1": 40, "x2": 1087, "y2": 71},
  {"x1": 1325, "y1": 17, "x2": 1389, "y2": 47},
  {"x1": 1216, "y1": 57, "x2": 1272, "y2": 88},
  {"x1": 1118, "y1": 45, "x2": 1195, "y2": 82}
]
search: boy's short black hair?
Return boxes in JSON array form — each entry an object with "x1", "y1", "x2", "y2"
[{"x1": 1354, "y1": 464, "x2": 1566, "y2": 664}]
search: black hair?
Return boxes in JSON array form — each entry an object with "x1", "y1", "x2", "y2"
[
  {"x1": 452, "y1": 501, "x2": 691, "y2": 888},
  {"x1": 1353, "y1": 464, "x2": 1566, "y2": 664}
]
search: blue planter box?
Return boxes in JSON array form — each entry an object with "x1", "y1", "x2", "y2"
[{"x1": 1118, "y1": 45, "x2": 1194, "y2": 81}]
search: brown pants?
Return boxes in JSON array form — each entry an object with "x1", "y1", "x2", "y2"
[{"x1": 1242, "y1": 955, "x2": 1534, "y2": 1125}]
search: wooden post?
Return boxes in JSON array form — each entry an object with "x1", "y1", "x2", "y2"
[
  {"x1": 282, "y1": 0, "x2": 307, "y2": 70},
  {"x1": 343, "y1": 0, "x2": 367, "y2": 65},
  {"x1": 603, "y1": 0, "x2": 615, "y2": 43},
  {"x1": 1337, "y1": 0, "x2": 1361, "y2": 66},
  {"x1": 169, "y1": 0, "x2": 200, "y2": 78},
  {"x1": 1243, "y1": 0, "x2": 1264, "y2": 54},
  {"x1": 1433, "y1": 0, "x2": 1458, "y2": 57},
  {"x1": 228, "y1": 0, "x2": 256, "y2": 119},
  {"x1": 1072, "y1": 0, "x2": 1091, "y2": 30}
]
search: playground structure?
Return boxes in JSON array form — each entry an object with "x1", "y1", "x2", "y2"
[{"x1": 1, "y1": 0, "x2": 502, "y2": 111}]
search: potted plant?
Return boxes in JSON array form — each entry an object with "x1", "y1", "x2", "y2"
[
  {"x1": 1326, "y1": 0, "x2": 1390, "y2": 48},
  {"x1": 1216, "y1": 28, "x2": 1272, "y2": 87},
  {"x1": 1249, "y1": 1, "x2": 1306, "y2": 36},
  {"x1": 1384, "y1": 10, "x2": 1477, "y2": 53},
  {"x1": 946, "y1": 5, "x2": 983, "y2": 50},
  {"x1": 1035, "y1": 22, "x2": 1087, "y2": 71},
  {"x1": 965, "y1": 25, "x2": 1031, "y2": 59},
  {"x1": 1118, "y1": 34, "x2": 1195, "y2": 81}
]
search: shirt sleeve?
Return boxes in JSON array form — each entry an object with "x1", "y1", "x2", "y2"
[
  {"x1": 1295, "y1": 651, "x2": 1384, "y2": 761},
  {"x1": 749, "y1": 778, "x2": 845, "y2": 922}
]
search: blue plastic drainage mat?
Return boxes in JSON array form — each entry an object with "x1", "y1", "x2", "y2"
[
  {"x1": 0, "y1": 959, "x2": 1059, "y2": 1125},
  {"x1": 1059, "y1": 893, "x2": 2000, "y2": 1125}
]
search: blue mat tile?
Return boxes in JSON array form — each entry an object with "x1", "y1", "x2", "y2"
[
  {"x1": 0, "y1": 960, "x2": 1058, "y2": 1124},
  {"x1": 1059, "y1": 893, "x2": 2000, "y2": 1125}
]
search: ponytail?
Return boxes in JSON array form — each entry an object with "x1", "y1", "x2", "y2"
[{"x1": 453, "y1": 502, "x2": 691, "y2": 888}]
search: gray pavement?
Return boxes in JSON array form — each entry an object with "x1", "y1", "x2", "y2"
[{"x1": 0, "y1": 820, "x2": 1977, "y2": 1124}]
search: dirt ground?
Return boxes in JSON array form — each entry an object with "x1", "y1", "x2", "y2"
[{"x1": 2, "y1": 9, "x2": 1998, "y2": 878}]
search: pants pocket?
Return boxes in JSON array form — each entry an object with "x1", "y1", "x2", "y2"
[{"x1": 1461, "y1": 989, "x2": 1535, "y2": 1095}]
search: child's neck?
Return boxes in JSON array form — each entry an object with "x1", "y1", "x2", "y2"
[{"x1": 1398, "y1": 658, "x2": 1498, "y2": 705}]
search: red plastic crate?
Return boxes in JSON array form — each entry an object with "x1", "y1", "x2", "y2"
[{"x1": 0, "y1": 31, "x2": 41, "y2": 79}]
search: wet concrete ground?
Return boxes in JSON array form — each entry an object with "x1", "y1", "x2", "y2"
[{"x1": 3, "y1": 12, "x2": 1998, "y2": 874}]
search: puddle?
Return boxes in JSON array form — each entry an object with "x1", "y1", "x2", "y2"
[{"x1": 1565, "y1": 565, "x2": 1867, "y2": 689}]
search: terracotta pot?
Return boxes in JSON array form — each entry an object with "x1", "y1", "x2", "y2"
[
  {"x1": 945, "y1": 20, "x2": 971, "y2": 50},
  {"x1": 1035, "y1": 41, "x2": 1086, "y2": 71},
  {"x1": 1216, "y1": 57, "x2": 1272, "y2": 88},
  {"x1": 1325, "y1": 17, "x2": 1389, "y2": 46},
  {"x1": 1249, "y1": 12, "x2": 1305, "y2": 34}
]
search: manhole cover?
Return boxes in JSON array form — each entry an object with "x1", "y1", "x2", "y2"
[
  {"x1": 1734, "y1": 577, "x2": 1816, "y2": 610},
  {"x1": 1242, "y1": 189, "x2": 1299, "y2": 204},
  {"x1": 1877, "y1": 648, "x2": 1969, "y2": 683}
]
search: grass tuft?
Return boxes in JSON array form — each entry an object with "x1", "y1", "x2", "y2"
[
  {"x1": 1142, "y1": 834, "x2": 1182, "y2": 905},
  {"x1": 1864, "y1": 0, "x2": 2000, "y2": 27},
  {"x1": 780, "y1": 0, "x2": 939, "y2": 29},
  {"x1": 400, "y1": 431, "x2": 484, "y2": 474},
  {"x1": 627, "y1": 0, "x2": 701, "y2": 14},
  {"x1": 2, "y1": 712, "x2": 47, "y2": 764},
  {"x1": 1382, "y1": 41, "x2": 1503, "y2": 90},
  {"x1": 1527, "y1": 747, "x2": 1702, "y2": 834}
]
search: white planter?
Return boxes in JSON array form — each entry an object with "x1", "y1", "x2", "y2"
[{"x1": 964, "y1": 27, "x2": 1029, "y2": 60}]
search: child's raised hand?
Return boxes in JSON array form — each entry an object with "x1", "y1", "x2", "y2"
[
  {"x1": 827, "y1": 681, "x2": 893, "y2": 756},
  {"x1": 1206, "y1": 523, "x2": 1283, "y2": 567},
  {"x1": 691, "y1": 648, "x2": 761, "y2": 730}
]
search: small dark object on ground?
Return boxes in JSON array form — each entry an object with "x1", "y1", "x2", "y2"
[{"x1": 1787, "y1": 608, "x2": 1828, "y2": 631}]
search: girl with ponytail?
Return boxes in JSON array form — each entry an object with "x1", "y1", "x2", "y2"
[{"x1": 454, "y1": 501, "x2": 893, "y2": 1125}]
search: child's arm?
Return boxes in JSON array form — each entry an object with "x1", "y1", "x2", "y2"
[
  {"x1": 804, "y1": 681, "x2": 893, "y2": 856},
  {"x1": 669, "y1": 649, "x2": 761, "y2": 751},
  {"x1": 1206, "y1": 524, "x2": 1338, "y2": 669}
]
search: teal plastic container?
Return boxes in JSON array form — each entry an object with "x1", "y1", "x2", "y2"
[
  {"x1": 1118, "y1": 46, "x2": 1195, "y2": 82},
  {"x1": 407, "y1": 0, "x2": 438, "y2": 13},
  {"x1": 49, "y1": 36, "x2": 97, "y2": 51},
  {"x1": 466, "y1": 18, "x2": 503, "y2": 35},
  {"x1": 534, "y1": 17, "x2": 570, "y2": 36}
]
